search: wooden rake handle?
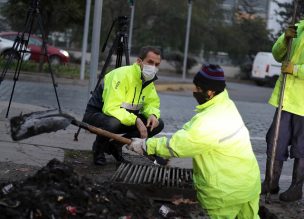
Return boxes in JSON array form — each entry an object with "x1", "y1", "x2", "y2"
[{"x1": 71, "y1": 119, "x2": 132, "y2": 145}]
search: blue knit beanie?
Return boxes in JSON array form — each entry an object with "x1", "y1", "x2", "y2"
[{"x1": 193, "y1": 64, "x2": 226, "y2": 91}]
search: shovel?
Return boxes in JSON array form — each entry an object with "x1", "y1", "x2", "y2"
[
  {"x1": 10, "y1": 109, "x2": 131, "y2": 145},
  {"x1": 266, "y1": 0, "x2": 299, "y2": 203}
]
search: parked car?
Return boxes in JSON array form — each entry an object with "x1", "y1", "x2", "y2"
[
  {"x1": 251, "y1": 52, "x2": 281, "y2": 87},
  {"x1": 0, "y1": 36, "x2": 31, "y2": 61},
  {"x1": 0, "y1": 32, "x2": 70, "y2": 65}
]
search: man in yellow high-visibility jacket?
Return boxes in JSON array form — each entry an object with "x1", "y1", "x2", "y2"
[
  {"x1": 127, "y1": 64, "x2": 261, "y2": 219},
  {"x1": 261, "y1": 20, "x2": 304, "y2": 202},
  {"x1": 84, "y1": 46, "x2": 166, "y2": 166}
]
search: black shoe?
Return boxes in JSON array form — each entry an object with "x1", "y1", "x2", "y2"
[
  {"x1": 110, "y1": 145, "x2": 125, "y2": 162},
  {"x1": 93, "y1": 152, "x2": 107, "y2": 166},
  {"x1": 92, "y1": 141, "x2": 107, "y2": 166},
  {"x1": 261, "y1": 159, "x2": 283, "y2": 195},
  {"x1": 279, "y1": 158, "x2": 304, "y2": 202},
  {"x1": 261, "y1": 181, "x2": 280, "y2": 195}
]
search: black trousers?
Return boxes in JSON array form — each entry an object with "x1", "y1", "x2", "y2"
[
  {"x1": 83, "y1": 110, "x2": 164, "y2": 154},
  {"x1": 266, "y1": 110, "x2": 304, "y2": 161}
]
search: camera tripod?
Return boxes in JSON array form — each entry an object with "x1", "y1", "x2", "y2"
[
  {"x1": 0, "y1": 0, "x2": 61, "y2": 118},
  {"x1": 74, "y1": 16, "x2": 130, "y2": 141}
]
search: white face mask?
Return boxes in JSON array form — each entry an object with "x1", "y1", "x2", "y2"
[{"x1": 142, "y1": 64, "x2": 158, "y2": 81}]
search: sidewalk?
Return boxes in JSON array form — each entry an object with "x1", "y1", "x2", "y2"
[{"x1": 0, "y1": 101, "x2": 89, "y2": 165}]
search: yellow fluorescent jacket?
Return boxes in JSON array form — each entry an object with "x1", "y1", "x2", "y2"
[
  {"x1": 146, "y1": 90, "x2": 261, "y2": 209},
  {"x1": 270, "y1": 20, "x2": 304, "y2": 116},
  {"x1": 102, "y1": 63, "x2": 160, "y2": 126}
]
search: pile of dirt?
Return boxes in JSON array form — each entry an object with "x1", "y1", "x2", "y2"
[
  {"x1": 0, "y1": 159, "x2": 154, "y2": 218},
  {"x1": 0, "y1": 154, "x2": 289, "y2": 219},
  {"x1": 0, "y1": 159, "x2": 204, "y2": 219}
]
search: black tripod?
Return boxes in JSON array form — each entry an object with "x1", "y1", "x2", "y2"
[
  {"x1": 0, "y1": 0, "x2": 61, "y2": 118},
  {"x1": 74, "y1": 16, "x2": 130, "y2": 141}
]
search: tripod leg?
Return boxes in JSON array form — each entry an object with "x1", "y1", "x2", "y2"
[
  {"x1": 1, "y1": 1, "x2": 40, "y2": 117},
  {"x1": 0, "y1": 1, "x2": 35, "y2": 85},
  {"x1": 123, "y1": 34, "x2": 130, "y2": 65},
  {"x1": 36, "y1": 11, "x2": 62, "y2": 113},
  {"x1": 115, "y1": 35, "x2": 124, "y2": 68},
  {"x1": 74, "y1": 126, "x2": 82, "y2": 141},
  {"x1": 5, "y1": 38, "x2": 30, "y2": 117},
  {"x1": 93, "y1": 35, "x2": 119, "y2": 92}
]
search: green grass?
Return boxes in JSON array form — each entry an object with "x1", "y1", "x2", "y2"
[{"x1": 0, "y1": 58, "x2": 88, "y2": 79}]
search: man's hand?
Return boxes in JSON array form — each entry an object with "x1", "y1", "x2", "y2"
[
  {"x1": 127, "y1": 138, "x2": 147, "y2": 155},
  {"x1": 146, "y1": 115, "x2": 159, "y2": 132},
  {"x1": 284, "y1": 25, "x2": 297, "y2": 42},
  {"x1": 281, "y1": 61, "x2": 294, "y2": 75},
  {"x1": 136, "y1": 118, "x2": 148, "y2": 138}
]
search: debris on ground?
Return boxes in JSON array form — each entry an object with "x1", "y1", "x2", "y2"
[
  {"x1": 1, "y1": 150, "x2": 302, "y2": 219},
  {"x1": 0, "y1": 159, "x2": 205, "y2": 218}
]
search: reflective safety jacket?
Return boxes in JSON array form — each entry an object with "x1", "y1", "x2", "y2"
[
  {"x1": 146, "y1": 90, "x2": 261, "y2": 210},
  {"x1": 102, "y1": 63, "x2": 160, "y2": 126},
  {"x1": 269, "y1": 20, "x2": 304, "y2": 116}
]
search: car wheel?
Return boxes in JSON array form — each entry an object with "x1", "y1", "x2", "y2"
[
  {"x1": 268, "y1": 75, "x2": 279, "y2": 87},
  {"x1": 1, "y1": 49, "x2": 20, "y2": 61},
  {"x1": 49, "y1": 56, "x2": 61, "y2": 65},
  {"x1": 255, "y1": 80, "x2": 265, "y2": 86}
]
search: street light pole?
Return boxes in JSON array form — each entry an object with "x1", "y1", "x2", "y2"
[
  {"x1": 182, "y1": 0, "x2": 192, "y2": 81},
  {"x1": 88, "y1": 0, "x2": 103, "y2": 99},
  {"x1": 80, "y1": 0, "x2": 91, "y2": 80},
  {"x1": 128, "y1": 0, "x2": 135, "y2": 55}
]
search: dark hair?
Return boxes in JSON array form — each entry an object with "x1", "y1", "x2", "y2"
[{"x1": 138, "y1": 46, "x2": 161, "y2": 60}]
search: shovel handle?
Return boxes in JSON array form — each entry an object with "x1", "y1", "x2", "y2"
[{"x1": 71, "y1": 120, "x2": 132, "y2": 145}]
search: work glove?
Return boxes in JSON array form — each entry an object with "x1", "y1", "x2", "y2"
[
  {"x1": 281, "y1": 61, "x2": 294, "y2": 75},
  {"x1": 284, "y1": 25, "x2": 297, "y2": 41},
  {"x1": 127, "y1": 138, "x2": 147, "y2": 155}
]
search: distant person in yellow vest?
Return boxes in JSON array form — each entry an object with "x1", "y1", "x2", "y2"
[
  {"x1": 127, "y1": 64, "x2": 261, "y2": 219},
  {"x1": 261, "y1": 20, "x2": 304, "y2": 202}
]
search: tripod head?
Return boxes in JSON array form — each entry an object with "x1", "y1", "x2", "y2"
[
  {"x1": 102, "y1": 16, "x2": 129, "y2": 52},
  {"x1": 29, "y1": 0, "x2": 41, "y2": 12},
  {"x1": 116, "y1": 16, "x2": 129, "y2": 34}
]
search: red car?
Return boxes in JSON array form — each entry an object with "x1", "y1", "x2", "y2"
[{"x1": 0, "y1": 31, "x2": 70, "y2": 65}]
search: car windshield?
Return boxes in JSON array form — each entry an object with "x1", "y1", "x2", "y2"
[
  {"x1": 29, "y1": 37, "x2": 42, "y2": 46},
  {"x1": 1, "y1": 33, "x2": 42, "y2": 46}
]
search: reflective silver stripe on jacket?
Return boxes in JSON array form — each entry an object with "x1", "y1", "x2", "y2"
[
  {"x1": 121, "y1": 102, "x2": 143, "y2": 111},
  {"x1": 166, "y1": 140, "x2": 177, "y2": 157},
  {"x1": 219, "y1": 124, "x2": 245, "y2": 143}
]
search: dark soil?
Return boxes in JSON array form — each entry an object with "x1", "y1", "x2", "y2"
[
  {"x1": 1, "y1": 149, "x2": 303, "y2": 219},
  {"x1": 0, "y1": 151, "x2": 205, "y2": 219}
]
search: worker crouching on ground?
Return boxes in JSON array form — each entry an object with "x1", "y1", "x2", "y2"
[
  {"x1": 127, "y1": 64, "x2": 261, "y2": 219},
  {"x1": 83, "y1": 46, "x2": 166, "y2": 166}
]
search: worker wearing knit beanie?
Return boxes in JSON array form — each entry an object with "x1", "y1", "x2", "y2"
[
  {"x1": 127, "y1": 62, "x2": 261, "y2": 218},
  {"x1": 193, "y1": 64, "x2": 226, "y2": 104}
]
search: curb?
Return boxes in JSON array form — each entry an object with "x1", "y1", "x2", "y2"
[{"x1": 3, "y1": 71, "x2": 250, "y2": 92}]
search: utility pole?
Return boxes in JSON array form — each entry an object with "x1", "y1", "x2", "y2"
[
  {"x1": 182, "y1": 0, "x2": 192, "y2": 81},
  {"x1": 88, "y1": 0, "x2": 103, "y2": 98},
  {"x1": 80, "y1": 0, "x2": 91, "y2": 80},
  {"x1": 128, "y1": 0, "x2": 135, "y2": 55}
]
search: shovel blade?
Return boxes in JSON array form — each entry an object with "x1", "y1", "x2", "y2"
[{"x1": 10, "y1": 110, "x2": 73, "y2": 141}]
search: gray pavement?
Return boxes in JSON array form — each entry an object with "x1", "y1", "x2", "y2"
[{"x1": 0, "y1": 74, "x2": 296, "y2": 194}]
